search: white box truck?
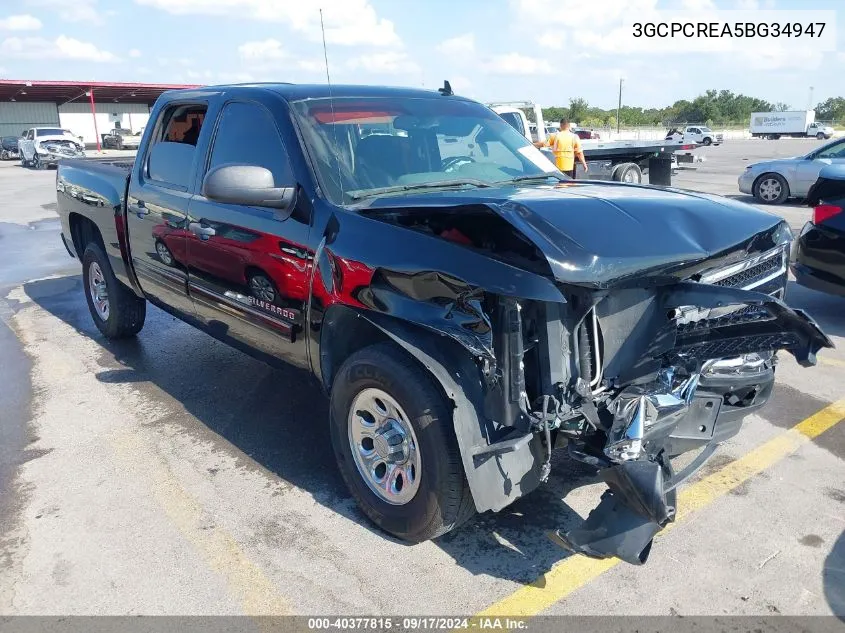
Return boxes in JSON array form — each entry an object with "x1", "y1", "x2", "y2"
[{"x1": 749, "y1": 110, "x2": 833, "y2": 140}]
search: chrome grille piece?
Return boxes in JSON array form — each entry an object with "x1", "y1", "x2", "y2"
[{"x1": 698, "y1": 246, "x2": 787, "y2": 292}]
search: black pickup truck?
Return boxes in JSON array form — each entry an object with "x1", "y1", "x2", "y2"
[{"x1": 56, "y1": 82, "x2": 832, "y2": 565}]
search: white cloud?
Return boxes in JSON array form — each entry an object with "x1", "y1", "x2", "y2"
[
  {"x1": 128, "y1": 48, "x2": 141, "y2": 58},
  {"x1": 0, "y1": 35, "x2": 118, "y2": 61},
  {"x1": 537, "y1": 31, "x2": 564, "y2": 50},
  {"x1": 346, "y1": 51, "x2": 420, "y2": 74},
  {"x1": 26, "y1": 0, "x2": 103, "y2": 25},
  {"x1": 134, "y1": 0, "x2": 401, "y2": 46},
  {"x1": 484, "y1": 53, "x2": 554, "y2": 76},
  {"x1": 238, "y1": 39, "x2": 288, "y2": 62},
  {"x1": 681, "y1": 0, "x2": 715, "y2": 9},
  {"x1": 436, "y1": 33, "x2": 475, "y2": 56},
  {"x1": 297, "y1": 58, "x2": 327, "y2": 73},
  {"x1": 0, "y1": 14, "x2": 42, "y2": 30}
]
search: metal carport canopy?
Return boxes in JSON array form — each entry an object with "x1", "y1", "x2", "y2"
[{"x1": 0, "y1": 80, "x2": 203, "y2": 105}]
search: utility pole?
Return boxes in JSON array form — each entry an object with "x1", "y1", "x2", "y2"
[
  {"x1": 617, "y1": 78, "x2": 623, "y2": 134},
  {"x1": 808, "y1": 86, "x2": 814, "y2": 110}
]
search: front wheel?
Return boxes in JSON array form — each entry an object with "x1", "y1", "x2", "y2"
[
  {"x1": 82, "y1": 243, "x2": 146, "y2": 338},
  {"x1": 329, "y1": 343, "x2": 475, "y2": 542},
  {"x1": 753, "y1": 173, "x2": 789, "y2": 205},
  {"x1": 702, "y1": 137, "x2": 712, "y2": 146},
  {"x1": 817, "y1": 132, "x2": 825, "y2": 140}
]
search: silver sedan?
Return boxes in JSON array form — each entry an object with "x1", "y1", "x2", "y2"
[{"x1": 738, "y1": 136, "x2": 845, "y2": 204}]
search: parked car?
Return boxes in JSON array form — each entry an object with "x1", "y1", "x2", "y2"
[
  {"x1": 18, "y1": 127, "x2": 85, "y2": 168},
  {"x1": 102, "y1": 128, "x2": 141, "y2": 150},
  {"x1": 572, "y1": 127, "x2": 600, "y2": 140},
  {"x1": 0, "y1": 135, "x2": 21, "y2": 160},
  {"x1": 56, "y1": 83, "x2": 830, "y2": 565},
  {"x1": 739, "y1": 136, "x2": 845, "y2": 204},
  {"x1": 792, "y1": 165, "x2": 845, "y2": 297}
]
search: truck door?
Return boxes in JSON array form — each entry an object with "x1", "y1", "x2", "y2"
[
  {"x1": 126, "y1": 102, "x2": 209, "y2": 316},
  {"x1": 185, "y1": 99, "x2": 312, "y2": 369}
]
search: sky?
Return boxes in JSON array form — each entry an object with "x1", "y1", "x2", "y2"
[{"x1": 0, "y1": 0, "x2": 843, "y2": 110}]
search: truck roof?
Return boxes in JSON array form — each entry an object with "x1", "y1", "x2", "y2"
[{"x1": 159, "y1": 83, "x2": 477, "y2": 103}]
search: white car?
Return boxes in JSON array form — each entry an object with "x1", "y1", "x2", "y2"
[{"x1": 19, "y1": 127, "x2": 85, "y2": 169}]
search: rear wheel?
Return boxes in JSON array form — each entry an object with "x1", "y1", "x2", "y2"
[
  {"x1": 329, "y1": 343, "x2": 475, "y2": 542},
  {"x1": 613, "y1": 162, "x2": 642, "y2": 184},
  {"x1": 753, "y1": 173, "x2": 789, "y2": 205},
  {"x1": 82, "y1": 243, "x2": 146, "y2": 339}
]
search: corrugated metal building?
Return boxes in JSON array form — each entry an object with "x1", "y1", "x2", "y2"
[{"x1": 0, "y1": 80, "x2": 201, "y2": 146}]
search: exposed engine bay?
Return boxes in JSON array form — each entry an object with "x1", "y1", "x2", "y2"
[{"x1": 361, "y1": 200, "x2": 833, "y2": 565}]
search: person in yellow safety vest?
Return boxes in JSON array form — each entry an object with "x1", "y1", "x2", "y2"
[{"x1": 534, "y1": 118, "x2": 588, "y2": 178}]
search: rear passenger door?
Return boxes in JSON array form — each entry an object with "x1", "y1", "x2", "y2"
[
  {"x1": 126, "y1": 102, "x2": 208, "y2": 316},
  {"x1": 186, "y1": 99, "x2": 312, "y2": 369}
]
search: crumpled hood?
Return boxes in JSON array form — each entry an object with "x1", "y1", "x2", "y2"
[
  {"x1": 359, "y1": 181, "x2": 791, "y2": 288},
  {"x1": 37, "y1": 134, "x2": 83, "y2": 150}
]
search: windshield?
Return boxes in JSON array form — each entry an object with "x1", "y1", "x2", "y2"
[
  {"x1": 36, "y1": 128, "x2": 71, "y2": 137},
  {"x1": 290, "y1": 96, "x2": 559, "y2": 204}
]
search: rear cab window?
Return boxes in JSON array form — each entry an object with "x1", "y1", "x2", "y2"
[{"x1": 143, "y1": 103, "x2": 208, "y2": 190}]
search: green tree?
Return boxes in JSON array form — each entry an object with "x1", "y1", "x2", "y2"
[
  {"x1": 568, "y1": 97, "x2": 589, "y2": 122},
  {"x1": 815, "y1": 97, "x2": 845, "y2": 121}
]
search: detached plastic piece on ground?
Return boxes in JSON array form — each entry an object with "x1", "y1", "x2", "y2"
[{"x1": 555, "y1": 460, "x2": 676, "y2": 566}]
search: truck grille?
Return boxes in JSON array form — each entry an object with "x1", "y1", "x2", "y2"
[{"x1": 698, "y1": 246, "x2": 787, "y2": 292}]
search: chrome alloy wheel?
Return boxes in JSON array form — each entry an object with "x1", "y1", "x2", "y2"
[
  {"x1": 249, "y1": 275, "x2": 276, "y2": 303},
  {"x1": 156, "y1": 241, "x2": 173, "y2": 266},
  {"x1": 758, "y1": 177, "x2": 783, "y2": 202},
  {"x1": 347, "y1": 388, "x2": 421, "y2": 505},
  {"x1": 88, "y1": 261, "x2": 110, "y2": 321}
]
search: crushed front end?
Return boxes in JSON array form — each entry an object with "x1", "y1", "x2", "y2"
[{"x1": 480, "y1": 240, "x2": 832, "y2": 565}]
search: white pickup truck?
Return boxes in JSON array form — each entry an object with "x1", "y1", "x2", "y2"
[
  {"x1": 18, "y1": 127, "x2": 85, "y2": 169},
  {"x1": 666, "y1": 126, "x2": 723, "y2": 146}
]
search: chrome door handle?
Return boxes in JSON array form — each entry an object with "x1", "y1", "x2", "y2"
[
  {"x1": 189, "y1": 222, "x2": 216, "y2": 239},
  {"x1": 129, "y1": 201, "x2": 148, "y2": 218}
]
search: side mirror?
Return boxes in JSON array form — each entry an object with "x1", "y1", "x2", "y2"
[{"x1": 202, "y1": 164, "x2": 295, "y2": 211}]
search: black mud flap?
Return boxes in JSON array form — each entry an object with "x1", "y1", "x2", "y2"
[{"x1": 556, "y1": 460, "x2": 676, "y2": 566}]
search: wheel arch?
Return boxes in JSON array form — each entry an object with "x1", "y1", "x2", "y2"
[
  {"x1": 319, "y1": 304, "x2": 545, "y2": 513},
  {"x1": 69, "y1": 212, "x2": 107, "y2": 256}
]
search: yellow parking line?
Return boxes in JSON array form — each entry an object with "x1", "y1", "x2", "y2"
[
  {"x1": 819, "y1": 356, "x2": 845, "y2": 369},
  {"x1": 476, "y1": 398, "x2": 845, "y2": 618}
]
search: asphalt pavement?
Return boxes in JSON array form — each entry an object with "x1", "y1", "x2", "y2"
[{"x1": 0, "y1": 141, "x2": 843, "y2": 617}]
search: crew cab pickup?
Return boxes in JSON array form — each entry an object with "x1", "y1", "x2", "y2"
[{"x1": 57, "y1": 83, "x2": 832, "y2": 565}]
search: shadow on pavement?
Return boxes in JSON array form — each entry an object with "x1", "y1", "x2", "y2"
[
  {"x1": 23, "y1": 274, "x2": 597, "y2": 583},
  {"x1": 824, "y1": 529, "x2": 845, "y2": 618}
]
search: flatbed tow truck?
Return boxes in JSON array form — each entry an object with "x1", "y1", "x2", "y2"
[{"x1": 489, "y1": 101, "x2": 701, "y2": 185}]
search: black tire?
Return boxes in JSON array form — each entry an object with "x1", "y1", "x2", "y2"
[
  {"x1": 154, "y1": 240, "x2": 175, "y2": 267},
  {"x1": 31, "y1": 153, "x2": 41, "y2": 170},
  {"x1": 82, "y1": 243, "x2": 146, "y2": 339},
  {"x1": 613, "y1": 162, "x2": 642, "y2": 184},
  {"x1": 329, "y1": 343, "x2": 475, "y2": 542},
  {"x1": 753, "y1": 172, "x2": 789, "y2": 205},
  {"x1": 702, "y1": 137, "x2": 712, "y2": 146},
  {"x1": 247, "y1": 270, "x2": 280, "y2": 305},
  {"x1": 817, "y1": 132, "x2": 825, "y2": 140}
]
